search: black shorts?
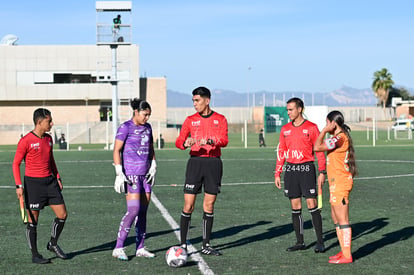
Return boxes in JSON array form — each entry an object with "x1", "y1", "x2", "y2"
[
  {"x1": 283, "y1": 162, "x2": 317, "y2": 199},
  {"x1": 184, "y1": 156, "x2": 223, "y2": 195},
  {"x1": 24, "y1": 175, "x2": 65, "y2": 210}
]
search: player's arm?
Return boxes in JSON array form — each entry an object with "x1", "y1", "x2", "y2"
[
  {"x1": 146, "y1": 130, "x2": 157, "y2": 185},
  {"x1": 310, "y1": 125, "x2": 327, "y2": 188},
  {"x1": 113, "y1": 138, "x2": 124, "y2": 165},
  {"x1": 314, "y1": 121, "x2": 335, "y2": 152},
  {"x1": 212, "y1": 116, "x2": 228, "y2": 148},
  {"x1": 12, "y1": 139, "x2": 26, "y2": 190},
  {"x1": 49, "y1": 144, "x2": 62, "y2": 189},
  {"x1": 274, "y1": 132, "x2": 286, "y2": 189},
  {"x1": 175, "y1": 118, "x2": 192, "y2": 150}
]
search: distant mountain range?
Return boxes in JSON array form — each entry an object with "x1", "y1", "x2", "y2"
[{"x1": 167, "y1": 86, "x2": 381, "y2": 107}]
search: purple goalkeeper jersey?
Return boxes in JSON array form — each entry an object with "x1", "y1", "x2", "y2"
[{"x1": 115, "y1": 120, "x2": 153, "y2": 175}]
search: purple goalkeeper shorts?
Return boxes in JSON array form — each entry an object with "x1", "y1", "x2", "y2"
[{"x1": 125, "y1": 175, "x2": 152, "y2": 194}]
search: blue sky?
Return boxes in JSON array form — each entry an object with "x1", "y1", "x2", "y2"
[{"x1": 1, "y1": 0, "x2": 413, "y2": 94}]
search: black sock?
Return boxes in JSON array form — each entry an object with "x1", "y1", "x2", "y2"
[
  {"x1": 202, "y1": 212, "x2": 214, "y2": 247},
  {"x1": 50, "y1": 218, "x2": 66, "y2": 246},
  {"x1": 309, "y1": 207, "x2": 324, "y2": 244},
  {"x1": 26, "y1": 223, "x2": 39, "y2": 257},
  {"x1": 180, "y1": 211, "x2": 191, "y2": 246},
  {"x1": 292, "y1": 209, "x2": 304, "y2": 244}
]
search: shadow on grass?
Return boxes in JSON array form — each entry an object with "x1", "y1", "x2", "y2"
[
  {"x1": 65, "y1": 228, "x2": 177, "y2": 259},
  {"x1": 183, "y1": 220, "x2": 300, "y2": 251},
  {"x1": 320, "y1": 217, "x2": 390, "y2": 251},
  {"x1": 65, "y1": 217, "x2": 410, "y2": 261},
  {"x1": 353, "y1": 226, "x2": 414, "y2": 260}
]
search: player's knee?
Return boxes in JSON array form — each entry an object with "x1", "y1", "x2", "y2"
[
  {"x1": 58, "y1": 212, "x2": 68, "y2": 220},
  {"x1": 306, "y1": 198, "x2": 317, "y2": 209},
  {"x1": 203, "y1": 204, "x2": 214, "y2": 213},
  {"x1": 183, "y1": 205, "x2": 194, "y2": 214}
]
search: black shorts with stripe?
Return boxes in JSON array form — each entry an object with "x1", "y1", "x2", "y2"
[
  {"x1": 24, "y1": 175, "x2": 65, "y2": 210},
  {"x1": 283, "y1": 162, "x2": 317, "y2": 199},
  {"x1": 184, "y1": 156, "x2": 223, "y2": 195}
]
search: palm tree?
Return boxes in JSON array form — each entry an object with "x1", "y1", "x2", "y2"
[{"x1": 372, "y1": 68, "x2": 394, "y2": 108}]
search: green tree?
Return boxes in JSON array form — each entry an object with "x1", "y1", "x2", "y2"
[
  {"x1": 397, "y1": 87, "x2": 414, "y2": 100},
  {"x1": 372, "y1": 68, "x2": 394, "y2": 108}
]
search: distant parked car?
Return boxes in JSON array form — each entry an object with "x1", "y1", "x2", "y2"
[{"x1": 391, "y1": 119, "x2": 414, "y2": 131}]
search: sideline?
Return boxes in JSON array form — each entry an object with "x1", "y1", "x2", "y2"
[{"x1": 2, "y1": 173, "x2": 414, "y2": 189}]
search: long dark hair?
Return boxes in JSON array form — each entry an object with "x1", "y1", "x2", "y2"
[{"x1": 327, "y1": 110, "x2": 358, "y2": 177}]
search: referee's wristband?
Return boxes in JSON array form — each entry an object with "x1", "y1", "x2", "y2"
[
  {"x1": 319, "y1": 170, "x2": 327, "y2": 175},
  {"x1": 16, "y1": 184, "x2": 23, "y2": 189}
]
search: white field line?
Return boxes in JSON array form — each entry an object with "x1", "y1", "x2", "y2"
[
  {"x1": 2, "y1": 158, "x2": 414, "y2": 165},
  {"x1": 1, "y1": 173, "x2": 413, "y2": 189},
  {"x1": 150, "y1": 193, "x2": 214, "y2": 275}
]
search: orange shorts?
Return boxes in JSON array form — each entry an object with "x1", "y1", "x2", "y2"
[{"x1": 329, "y1": 175, "x2": 353, "y2": 206}]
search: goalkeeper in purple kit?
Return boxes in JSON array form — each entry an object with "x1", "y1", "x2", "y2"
[{"x1": 112, "y1": 99, "x2": 157, "y2": 260}]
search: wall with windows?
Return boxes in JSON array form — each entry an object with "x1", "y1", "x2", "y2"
[{"x1": 0, "y1": 44, "x2": 169, "y2": 145}]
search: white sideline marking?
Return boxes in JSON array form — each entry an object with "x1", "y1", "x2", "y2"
[
  {"x1": 1, "y1": 173, "x2": 413, "y2": 189},
  {"x1": 150, "y1": 193, "x2": 214, "y2": 275}
]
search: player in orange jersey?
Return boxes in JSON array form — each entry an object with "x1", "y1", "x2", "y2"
[{"x1": 314, "y1": 110, "x2": 357, "y2": 264}]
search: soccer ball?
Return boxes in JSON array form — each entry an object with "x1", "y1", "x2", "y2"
[{"x1": 165, "y1": 246, "x2": 187, "y2": 268}]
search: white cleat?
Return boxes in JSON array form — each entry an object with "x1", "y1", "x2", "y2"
[
  {"x1": 136, "y1": 247, "x2": 155, "y2": 258},
  {"x1": 112, "y1": 247, "x2": 128, "y2": 261}
]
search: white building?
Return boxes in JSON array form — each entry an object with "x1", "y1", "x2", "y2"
[{"x1": 0, "y1": 43, "x2": 167, "y2": 145}]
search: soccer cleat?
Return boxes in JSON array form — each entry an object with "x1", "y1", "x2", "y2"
[
  {"x1": 201, "y1": 244, "x2": 222, "y2": 256},
  {"x1": 329, "y1": 251, "x2": 343, "y2": 260},
  {"x1": 329, "y1": 255, "x2": 353, "y2": 264},
  {"x1": 112, "y1": 247, "x2": 128, "y2": 261},
  {"x1": 286, "y1": 243, "x2": 306, "y2": 252},
  {"x1": 314, "y1": 243, "x2": 326, "y2": 253},
  {"x1": 32, "y1": 254, "x2": 51, "y2": 264},
  {"x1": 136, "y1": 247, "x2": 155, "y2": 258},
  {"x1": 180, "y1": 244, "x2": 188, "y2": 254},
  {"x1": 47, "y1": 242, "x2": 68, "y2": 259}
]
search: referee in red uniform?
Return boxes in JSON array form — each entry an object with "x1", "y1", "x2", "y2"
[
  {"x1": 176, "y1": 86, "x2": 228, "y2": 256},
  {"x1": 274, "y1": 98, "x2": 326, "y2": 253},
  {"x1": 13, "y1": 108, "x2": 68, "y2": 264}
]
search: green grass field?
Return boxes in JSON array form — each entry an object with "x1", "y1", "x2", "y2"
[{"x1": 1, "y1": 132, "x2": 413, "y2": 274}]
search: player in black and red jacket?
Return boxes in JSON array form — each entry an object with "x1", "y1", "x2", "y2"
[
  {"x1": 13, "y1": 108, "x2": 68, "y2": 264},
  {"x1": 274, "y1": 97, "x2": 327, "y2": 253},
  {"x1": 176, "y1": 86, "x2": 228, "y2": 256}
]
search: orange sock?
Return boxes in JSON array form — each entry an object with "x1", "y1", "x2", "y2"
[{"x1": 340, "y1": 225, "x2": 352, "y2": 259}]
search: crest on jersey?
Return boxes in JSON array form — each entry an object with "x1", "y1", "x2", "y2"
[{"x1": 192, "y1": 120, "x2": 201, "y2": 126}]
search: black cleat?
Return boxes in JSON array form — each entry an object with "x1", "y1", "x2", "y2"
[
  {"x1": 314, "y1": 243, "x2": 326, "y2": 253},
  {"x1": 286, "y1": 243, "x2": 306, "y2": 252},
  {"x1": 201, "y1": 244, "x2": 222, "y2": 256},
  {"x1": 32, "y1": 254, "x2": 51, "y2": 264},
  {"x1": 47, "y1": 242, "x2": 68, "y2": 259}
]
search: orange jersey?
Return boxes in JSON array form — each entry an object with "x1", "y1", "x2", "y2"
[{"x1": 325, "y1": 132, "x2": 353, "y2": 204}]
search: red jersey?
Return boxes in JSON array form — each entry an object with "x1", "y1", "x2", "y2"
[
  {"x1": 176, "y1": 111, "x2": 228, "y2": 157},
  {"x1": 275, "y1": 120, "x2": 326, "y2": 177},
  {"x1": 13, "y1": 132, "x2": 59, "y2": 186}
]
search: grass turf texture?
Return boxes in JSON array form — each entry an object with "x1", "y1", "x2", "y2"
[{"x1": 0, "y1": 132, "x2": 413, "y2": 274}]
